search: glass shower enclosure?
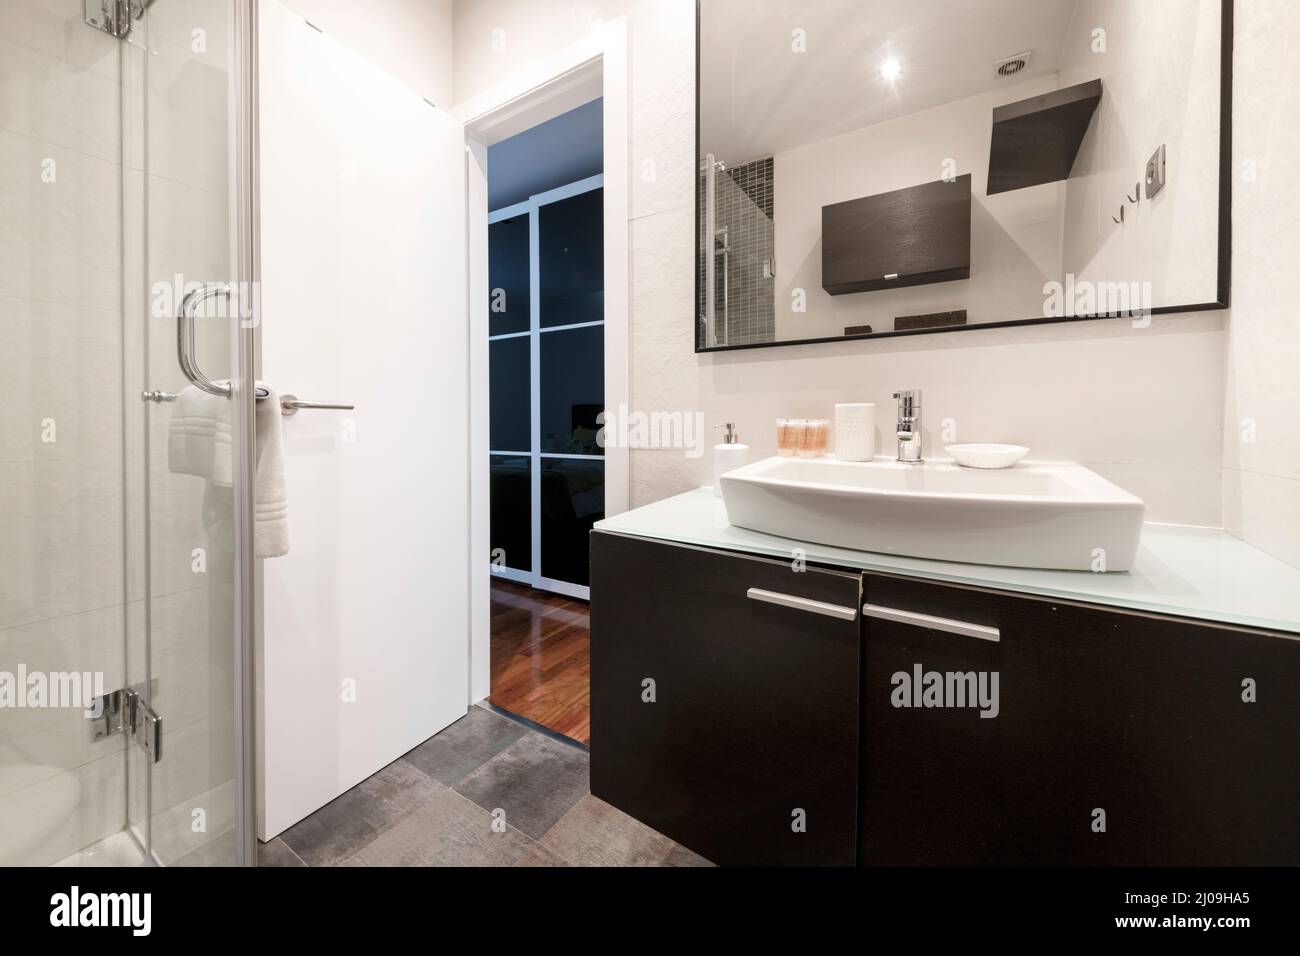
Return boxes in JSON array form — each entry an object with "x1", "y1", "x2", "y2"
[
  {"x1": 697, "y1": 153, "x2": 775, "y2": 348},
  {"x1": 1, "y1": 0, "x2": 258, "y2": 866}
]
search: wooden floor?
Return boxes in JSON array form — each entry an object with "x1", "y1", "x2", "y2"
[{"x1": 489, "y1": 580, "x2": 591, "y2": 745}]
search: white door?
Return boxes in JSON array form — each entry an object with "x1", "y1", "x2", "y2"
[{"x1": 256, "y1": 0, "x2": 468, "y2": 838}]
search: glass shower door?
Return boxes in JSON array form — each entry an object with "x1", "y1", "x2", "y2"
[
  {"x1": 124, "y1": 0, "x2": 257, "y2": 867},
  {"x1": 0, "y1": 0, "x2": 255, "y2": 867}
]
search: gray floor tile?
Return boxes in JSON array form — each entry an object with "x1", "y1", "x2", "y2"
[
  {"x1": 404, "y1": 706, "x2": 528, "y2": 786},
  {"x1": 516, "y1": 841, "x2": 572, "y2": 867},
  {"x1": 280, "y1": 758, "x2": 440, "y2": 866},
  {"x1": 257, "y1": 837, "x2": 307, "y2": 868},
  {"x1": 347, "y1": 784, "x2": 536, "y2": 867},
  {"x1": 538, "y1": 794, "x2": 681, "y2": 866},
  {"x1": 453, "y1": 731, "x2": 590, "y2": 840}
]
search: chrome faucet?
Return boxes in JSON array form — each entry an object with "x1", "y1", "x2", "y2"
[{"x1": 893, "y1": 390, "x2": 923, "y2": 463}]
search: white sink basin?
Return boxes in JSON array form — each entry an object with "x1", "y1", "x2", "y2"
[{"x1": 718, "y1": 456, "x2": 1145, "y2": 571}]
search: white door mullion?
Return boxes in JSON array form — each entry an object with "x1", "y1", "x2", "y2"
[
  {"x1": 538, "y1": 319, "x2": 605, "y2": 335},
  {"x1": 528, "y1": 197, "x2": 543, "y2": 587}
]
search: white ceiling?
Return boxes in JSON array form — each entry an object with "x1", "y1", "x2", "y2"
[{"x1": 700, "y1": 0, "x2": 1079, "y2": 163}]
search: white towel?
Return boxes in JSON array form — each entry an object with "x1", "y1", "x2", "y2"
[
  {"x1": 253, "y1": 386, "x2": 289, "y2": 557},
  {"x1": 168, "y1": 384, "x2": 289, "y2": 557},
  {"x1": 168, "y1": 386, "x2": 233, "y2": 485}
]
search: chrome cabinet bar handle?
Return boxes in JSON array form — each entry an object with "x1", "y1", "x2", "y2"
[
  {"x1": 280, "y1": 394, "x2": 355, "y2": 416},
  {"x1": 862, "y1": 603, "x2": 1000, "y2": 643},
  {"x1": 747, "y1": 588, "x2": 858, "y2": 621}
]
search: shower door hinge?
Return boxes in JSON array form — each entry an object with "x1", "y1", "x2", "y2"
[
  {"x1": 84, "y1": 0, "x2": 150, "y2": 40},
  {"x1": 89, "y1": 685, "x2": 162, "y2": 763}
]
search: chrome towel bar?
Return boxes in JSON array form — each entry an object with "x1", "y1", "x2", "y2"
[
  {"x1": 280, "y1": 394, "x2": 355, "y2": 416},
  {"x1": 174, "y1": 284, "x2": 353, "y2": 416}
]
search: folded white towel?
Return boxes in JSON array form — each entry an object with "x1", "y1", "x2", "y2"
[
  {"x1": 168, "y1": 386, "x2": 234, "y2": 485},
  {"x1": 167, "y1": 384, "x2": 289, "y2": 558},
  {"x1": 253, "y1": 386, "x2": 289, "y2": 558}
]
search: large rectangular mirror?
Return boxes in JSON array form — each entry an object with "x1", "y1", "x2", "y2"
[{"x1": 695, "y1": 0, "x2": 1231, "y2": 350}]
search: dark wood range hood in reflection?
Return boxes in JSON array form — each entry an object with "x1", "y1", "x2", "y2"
[{"x1": 821, "y1": 174, "x2": 972, "y2": 296}]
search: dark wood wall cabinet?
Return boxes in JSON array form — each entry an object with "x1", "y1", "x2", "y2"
[
  {"x1": 821, "y1": 174, "x2": 971, "y2": 296},
  {"x1": 590, "y1": 531, "x2": 1300, "y2": 867}
]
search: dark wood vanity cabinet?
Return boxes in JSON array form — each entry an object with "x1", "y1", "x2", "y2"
[
  {"x1": 589, "y1": 531, "x2": 861, "y2": 866},
  {"x1": 590, "y1": 533, "x2": 1300, "y2": 867},
  {"x1": 861, "y1": 573, "x2": 1300, "y2": 866}
]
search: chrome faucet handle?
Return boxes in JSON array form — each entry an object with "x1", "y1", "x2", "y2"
[
  {"x1": 893, "y1": 389, "x2": 922, "y2": 418},
  {"x1": 893, "y1": 389, "x2": 924, "y2": 463}
]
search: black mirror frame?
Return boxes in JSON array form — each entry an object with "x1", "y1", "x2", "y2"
[{"x1": 693, "y1": 0, "x2": 1233, "y2": 353}]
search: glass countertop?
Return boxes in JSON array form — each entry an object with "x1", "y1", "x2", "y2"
[{"x1": 594, "y1": 488, "x2": 1300, "y2": 636}]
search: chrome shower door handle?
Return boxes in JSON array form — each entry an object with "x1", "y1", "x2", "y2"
[{"x1": 178, "y1": 283, "x2": 234, "y2": 397}]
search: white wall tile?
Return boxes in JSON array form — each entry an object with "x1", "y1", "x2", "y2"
[
  {"x1": 0, "y1": 604, "x2": 127, "y2": 788},
  {"x1": 1223, "y1": 469, "x2": 1300, "y2": 570},
  {"x1": 0, "y1": 131, "x2": 122, "y2": 310},
  {"x1": 0, "y1": 459, "x2": 125, "y2": 630},
  {"x1": 0, "y1": 4, "x2": 121, "y2": 163},
  {"x1": 627, "y1": 0, "x2": 695, "y2": 220},
  {"x1": 1221, "y1": 0, "x2": 1300, "y2": 568}
]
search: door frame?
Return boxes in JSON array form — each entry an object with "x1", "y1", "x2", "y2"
[
  {"x1": 461, "y1": 20, "x2": 629, "y2": 703},
  {"x1": 488, "y1": 173, "x2": 606, "y2": 602},
  {"x1": 229, "y1": 0, "x2": 260, "y2": 869}
]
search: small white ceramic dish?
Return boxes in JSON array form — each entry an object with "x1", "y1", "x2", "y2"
[{"x1": 945, "y1": 443, "x2": 1029, "y2": 469}]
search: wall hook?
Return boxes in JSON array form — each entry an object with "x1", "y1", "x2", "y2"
[
  {"x1": 1126, "y1": 182, "x2": 1141, "y2": 204},
  {"x1": 1112, "y1": 205, "x2": 1126, "y2": 225}
]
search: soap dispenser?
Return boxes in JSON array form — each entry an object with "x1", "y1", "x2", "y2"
[{"x1": 713, "y1": 423, "x2": 750, "y2": 497}]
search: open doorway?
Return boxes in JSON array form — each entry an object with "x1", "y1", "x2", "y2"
[
  {"x1": 482, "y1": 100, "x2": 604, "y2": 744},
  {"x1": 463, "y1": 25, "x2": 628, "y2": 750}
]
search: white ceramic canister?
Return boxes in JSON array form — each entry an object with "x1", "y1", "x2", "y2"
[{"x1": 834, "y1": 403, "x2": 876, "y2": 461}]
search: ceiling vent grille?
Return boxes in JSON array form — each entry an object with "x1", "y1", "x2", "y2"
[{"x1": 995, "y1": 50, "x2": 1032, "y2": 77}]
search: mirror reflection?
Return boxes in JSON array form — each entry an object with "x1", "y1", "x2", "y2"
[{"x1": 696, "y1": 0, "x2": 1227, "y2": 349}]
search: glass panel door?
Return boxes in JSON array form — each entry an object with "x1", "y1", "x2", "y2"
[
  {"x1": 0, "y1": 0, "x2": 254, "y2": 867},
  {"x1": 125, "y1": 0, "x2": 253, "y2": 867},
  {"x1": 488, "y1": 177, "x2": 604, "y2": 597}
]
